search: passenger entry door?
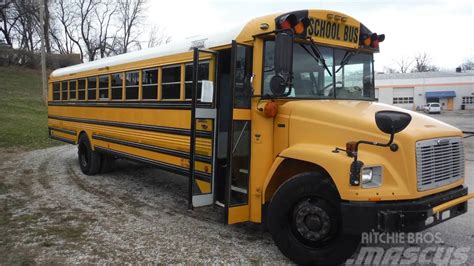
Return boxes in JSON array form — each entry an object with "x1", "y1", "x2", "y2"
[
  {"x1": 189, "y1": 48, "x2": 218, "y2": 208},
  {"x1": 224, "y1": 41, "x2": 253, "y2": 224}
]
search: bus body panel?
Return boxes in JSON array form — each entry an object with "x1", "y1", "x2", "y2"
[{"x1": 260, "y1": 100, "x2": 464, "y2": 204}]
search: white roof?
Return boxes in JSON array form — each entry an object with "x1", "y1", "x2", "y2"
[
  {"x1": 50, "y1": 24, "x2": 244, "y2": 77},
  {"x1": 375, "y1": 70, "x2": 474, "y2": 80}
]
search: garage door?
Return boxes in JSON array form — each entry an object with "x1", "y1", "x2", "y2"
[{"x1": 392, "y1": 88, "x2": 414, "y2": 110}]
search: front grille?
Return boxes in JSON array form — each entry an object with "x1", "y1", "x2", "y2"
[{"x1": 416, "y1": 137, "x2": 464, "y2": 191}]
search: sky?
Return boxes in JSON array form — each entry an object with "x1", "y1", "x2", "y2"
[{"x1": 145, "y1": 0, "x2": 474, "y2": 72}]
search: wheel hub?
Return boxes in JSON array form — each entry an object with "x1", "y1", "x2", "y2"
[{"x1": 293, "y1": 199, "x2": 331, "y2": 242}]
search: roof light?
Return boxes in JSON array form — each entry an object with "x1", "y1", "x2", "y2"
[
  {"x1": 370, "y1": 33, "x2": 385, "y2": 49},
  {"x1": 276, "y1": 13, "x2": 309, "y2": 36},
  {"x1": 277, "y1": 14, "x2": 297, "y2": 30},
  {"x1": 361, "y1": 33, "x2": 371, "y2": 46},
  {"x1": 294, "y1": 18, "x2": 310, "y2": 35}
]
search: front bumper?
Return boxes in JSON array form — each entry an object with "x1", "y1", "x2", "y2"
[{"x1": 341, "y1": 186, "x2": 470, "y2": 234}]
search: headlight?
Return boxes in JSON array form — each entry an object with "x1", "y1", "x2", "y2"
[{"x1": 361, "y1": 166, "x2": 383, "y2": 188}]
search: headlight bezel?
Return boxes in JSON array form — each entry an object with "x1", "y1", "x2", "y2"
[{"x1": 360, "y1": 165, "x2": 383, "y2": 188}]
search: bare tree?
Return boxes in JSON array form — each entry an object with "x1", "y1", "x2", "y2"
[
  {"x1": 43, "y1": 0, "x2": 51, "y2": 53},
  {"x1": 146, "y1": 25, "x2": 171, "y2": 48},
  {"x1": 95, "y1": 0, "x2": 118, "y2": 58},
  {"x1": 14, "y1": 0, "x2": 42, "y2": 51},
  {"x1": 383, "y1": 66, "x2": 398, "y2": 74},
  {"x1": 394, "y1": 57, "x2": 413, "y2": 73},
  {"x1": 0, "y1": 1, "x2": 17, "y2": 47},
  {"x1": 55, "y1": 0, "x2": 84, "y2": 59},
  {"x1": 412, "y1": 52, "x2": 438, "y2": 72},
  {"x1": 117, "y1": 0, "x2": 146, "y2": 54},
  {"x1": 461, "y1": 59, "x2": 474, "y2": 70},
  {"x1": 77, "y1": 0, "x2": 101, "y2": 61}
]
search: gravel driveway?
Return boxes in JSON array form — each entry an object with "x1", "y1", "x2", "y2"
[
  {"x1": 0, "y1": 146, "x2": 289, "y2": 264},
  {"x1": 0, "y1": 110, "x2": 472, "y2": 264}
]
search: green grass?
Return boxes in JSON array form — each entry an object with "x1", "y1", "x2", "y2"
[{"x1": 0, "y1": 66, "x2": 59, "y2": 150}]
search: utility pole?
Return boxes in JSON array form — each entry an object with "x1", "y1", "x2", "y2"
[{"x1": 38, "y1": 0, "x2": 48, "y2": 104}]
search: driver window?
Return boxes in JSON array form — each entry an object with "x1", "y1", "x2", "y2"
[{"x1": 263, "y1": 41, "x2": 333, "y2": 98}]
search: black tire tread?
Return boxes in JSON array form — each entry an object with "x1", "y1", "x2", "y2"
[
  {"x1": 267, "y1": 172, "x2": 361, "y2": 265},
  {"x1": 78, "y1": 134, "x2": 102, "y2": 175}
]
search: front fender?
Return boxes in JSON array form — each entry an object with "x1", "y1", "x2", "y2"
[{"x1": 263, "y1": 144, "x2": 413, "y2": 202}]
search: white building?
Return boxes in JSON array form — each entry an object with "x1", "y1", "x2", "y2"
[{"x1": 375, "y1": 70, "x2": 474, "y2": 111}]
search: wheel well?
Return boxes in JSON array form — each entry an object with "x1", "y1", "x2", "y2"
[
  {"x1": 264, "y1": 159, "x2": 334, "y2": 203},
  {"x1": 78, "y1": 131, "x2": 88, "y2": 144}
]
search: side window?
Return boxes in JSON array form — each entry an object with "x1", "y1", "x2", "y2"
[
  {"x1": 69, "y1": 80, "x2": 77, "y2": 100},
  {"x1": 61, "y1": 81, "x2": 68, "y2": 101},
  {"x1": 98, "y1": 75, "x2": 109, "y2": 100},
  {"x1": 111, "y1": 73, "x2": 123, "y2": 100},
  {"x1": 161, "y1": 65, "x2": 181, "y2": 100},
  {"x1": 53, "y1": 82, "x2": 60, "y2": 100},
  {"x1": 233, "y1": 45, "x2": 253, "y2": 108},
  {"x1": 184, "y1": 62, "x2": 209, "y2": 100},
  {"x1": 78, "y1": 79, "x2": 86, "y2": 100},
  {"x1": 142, "y1": 68, "x2": 158, "y2": 100},
  {"x1": 87, "y1": 77, "x2": 97, "y2": 100},
  {"x1": 125, "y1": 71, "x2": 139, "y2": 100}
]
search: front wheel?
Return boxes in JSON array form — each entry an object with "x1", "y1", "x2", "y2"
[{"x1": 267, "y1": 172, "x2": 361, "y2": 265}]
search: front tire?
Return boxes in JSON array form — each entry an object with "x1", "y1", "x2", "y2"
[
  {"x1": 78, "y1": 134, "x2": 102, "y2": 175},
  {"x1": 267, "y1": 172, "x2": 361, "y2": 265}
]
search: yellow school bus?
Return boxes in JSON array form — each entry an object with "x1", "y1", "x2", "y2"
[{"x1": 48, "y1": 9, "x2": 473, "y2": 264}]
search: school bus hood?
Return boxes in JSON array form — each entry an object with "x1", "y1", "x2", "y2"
[
  {"x1": 284, "y1": 100, "x2": 462, "y2": 146},
  {"x1": 277, "y1": 100, "x2": 464, "y2": 201}
]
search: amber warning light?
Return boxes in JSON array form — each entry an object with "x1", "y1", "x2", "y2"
[
  {"x1": 276, "y1": 13, "x2": 310, "y2": 35},
  {"x1": 360, "y1": 32, "x2": 385, "y2": 49}
]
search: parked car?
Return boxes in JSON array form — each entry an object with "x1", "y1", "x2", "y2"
[{"x1": 424, "y1": 102, "x2": 441, "y2": 114}]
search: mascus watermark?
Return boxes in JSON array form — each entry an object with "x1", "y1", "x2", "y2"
[{"x1": 345, "y1": 231, "x2": 471, "y2": 265}]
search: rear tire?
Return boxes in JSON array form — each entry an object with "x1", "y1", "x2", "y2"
[
  {"x1": 267, "y1": 172, "x2": 361, "y2": 265},
  {"x1": 78, "y1": 134, "x2": 102, "y2": 175}
]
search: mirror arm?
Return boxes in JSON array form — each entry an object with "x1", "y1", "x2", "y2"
[{"x1": 352, "y1": 133, "x2": 394, "y2": 162}]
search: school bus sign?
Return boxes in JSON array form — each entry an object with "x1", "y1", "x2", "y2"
[{"x1": 306, "y1": 10, "x2": 361, "y2": 49}]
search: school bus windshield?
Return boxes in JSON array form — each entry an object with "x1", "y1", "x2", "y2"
[{"x1": 263, "y1": 40, "x2": 375, "y2": 100}]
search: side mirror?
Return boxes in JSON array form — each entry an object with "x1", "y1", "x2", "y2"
[
  {"x1": 274, "y1": 31, "x2": 293, "y2": 75},
  {"x1": 274, "y1": 30, "x2": 293, "y2": 80},
  {"x1": 375, "y1": 110, "x2": 412, "y2": 135},
  {"x1": 269, "y1": 75, "x2": 287, "y2": 96}
]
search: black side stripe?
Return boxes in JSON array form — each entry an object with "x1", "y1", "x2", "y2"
[
  {"x1": 95, "y1": 146, "x2": 211, "y2": 182},
  {"x1": 48, "y1": 115, "x2": 212, "y2": 138},
  {"x1": 49, "y1": 126, "x2": 76, "y2": 136},
  {"x1": 48, "y1": 101, "x2": 213, "y2": 110},
  {"x1": 92, "y1": 134, "x2": 212, "y2": 164},
  {"x1": 49, "y1": 135, "x2": 75, "y2": 145}
]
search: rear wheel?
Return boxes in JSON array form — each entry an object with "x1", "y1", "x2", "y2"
[
  {"x1": 78, "y1": 134, "x2": 102, "y2": 175},
  {"x1": 267, "y1": 172, "x2": 361, "y2": 265}
]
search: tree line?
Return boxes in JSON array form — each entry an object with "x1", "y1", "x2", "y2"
[
  {"x1": 384, "y1": 52, "x2": 474, "y2": 74},
  {"x1": 0, "y1": 0, "x2": 170, "y2": 62}
]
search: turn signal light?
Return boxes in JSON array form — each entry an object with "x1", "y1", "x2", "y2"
[
  {"x1": 346, "y1": 141, "x2": 357, "y2": 157},
  {"x1": 263, "y1": 101, "x2": 278, "y2": 118}
]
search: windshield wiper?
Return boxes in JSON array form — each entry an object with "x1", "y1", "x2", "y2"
[
  {"x1": 306, "y1": 38, "x2": 332, "y2": 77},
  {"x1": 335, "y1": 50, "x2": 357, "y2": 74}
]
